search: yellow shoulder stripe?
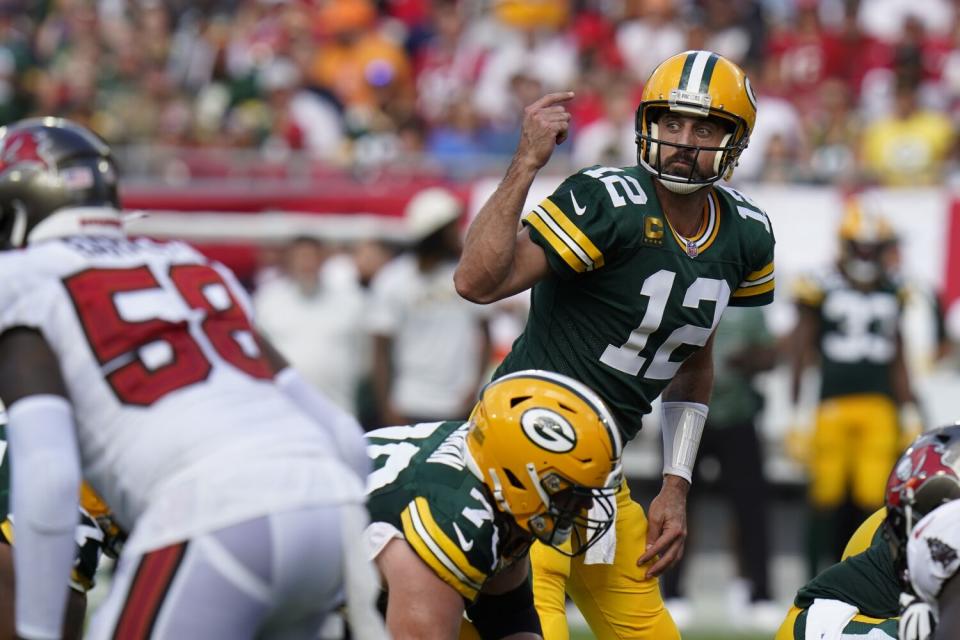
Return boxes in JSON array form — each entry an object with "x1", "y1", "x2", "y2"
[
  {"x1": 526, "y1": 213, "x2": 588, "y2": 273},
  {"x1": 540, "y1": 199, "x2": 604, "y2": 268},
  {"x1": 744, "y1": 261, "x2": 774, "y2": 281},
  {"x1": 526, "y1": 197, "x2": 604, "y2": 273},
  {"x1": 732, "y1": 279, "x2": 775, "y2": 298},
  {"x1": 401, "y1": 499, "x2": 485, "y2": 599}
]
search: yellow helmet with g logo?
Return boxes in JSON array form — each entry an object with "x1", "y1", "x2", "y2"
[
  {"x1": 466, "y1": 370, "x2": 623, "y2": 556},
  {"x1": 636, "y1": 50, "x2": 757, "y2": 193}
]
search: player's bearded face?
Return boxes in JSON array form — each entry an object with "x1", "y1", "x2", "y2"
[{"x1": 656, "y1": 114, "x2": 726, "y2": 180}]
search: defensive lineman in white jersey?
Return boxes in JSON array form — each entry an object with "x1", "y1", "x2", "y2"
[
  {"x1": 903, "y1": 500, "x2": 960, "y2": 639},
  {"x1": 884, "y1": 424, "x2": 960, "y2": 640},
  {"x1": 0, "y1": 118, "x2": 385, "y2": 639}
]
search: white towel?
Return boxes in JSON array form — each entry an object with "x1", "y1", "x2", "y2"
[
  {"x1": 583, "y1": 497, "x2": 618, "y2": 565},
  {"x1": 805, "y1": 598, "x2": 859, "y2": 640}
]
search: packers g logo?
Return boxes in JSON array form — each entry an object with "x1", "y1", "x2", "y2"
[{"x1": 521, "y1": 408, "x2": 577, "y2": 453}]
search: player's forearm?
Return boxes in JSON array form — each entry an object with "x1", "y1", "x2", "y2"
[
  {"x1": 7, "y1": 397, "x2": 80, "y2": 640},
  {"x1": 662, "y1": 342, "x2": 714, "y2": 405},
  {"x1": 454, "y1": 156, "x2": 539, "y2": 303}
]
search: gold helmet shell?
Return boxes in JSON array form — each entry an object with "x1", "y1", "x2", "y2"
[
  {"x1": 837, "y1": 196, "x2": 897, "y2": 285},
  {"x1": 466, "y1": 370, "x2": 623, "y2": 555},
  {"x1": 636, "y1": 50, "x2": 757, "y2": 192}
]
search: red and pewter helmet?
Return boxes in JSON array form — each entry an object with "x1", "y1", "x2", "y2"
[
  {"x1": 883, "y1": 424, "x2": 960, "y2": 581},
  {"x1": 0, "y1": 117, "x2": 121, "y2": 248}
]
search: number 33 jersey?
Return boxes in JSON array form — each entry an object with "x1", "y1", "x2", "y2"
[
  {"x1": 792, "y1": 268, "x2": 905, "y2": 400},
  {"x1": 495, "y1": 166, "x2": 776, "y2": 439},
  {"x1": 0, "y1": 235, "x2": 362, "y2": 554}
]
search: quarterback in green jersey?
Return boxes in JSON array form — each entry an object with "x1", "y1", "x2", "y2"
[
  {"x1": 364, "y1": 370, "x2": 623, "y2": 639},
  {"x1": 455, "y1": 50, "x2": 774, "y2": 639}
]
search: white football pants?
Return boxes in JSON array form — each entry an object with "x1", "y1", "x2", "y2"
[{"x1": 87, "y1": 503, "x2": 383, "y2": 640}]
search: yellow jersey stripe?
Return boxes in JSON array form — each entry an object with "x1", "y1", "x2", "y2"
[
  {"x1": 698, "y1": 192, "x2": 722, "y2": 252},
  {"x1": 852, "y1": 613, "x2": 890, "y2": 624},
  {"x1": 539, "y1": 199, "x2": 605, "y2": 269},
  {"x1": 744, "y1": 261, "x2": 774, "y2": 281},
  {"x1": 666, "y1": 194, "x2": 718, "y2": 254},
  {"x1": 526, "y1": 211, "x2": 589, "y2": 273},
  {"x1": 400, "y1": 503, "x2": 482, "y2": 599},
  {"x1": 0, "y1": 518, "x2": 13, "y2": 544},
  {"x1": 732, "y1": 278, "x2": 775, "y2": 297},
  {"x1": 411, "y1": 497, "x2": 486, "y2": 585}
]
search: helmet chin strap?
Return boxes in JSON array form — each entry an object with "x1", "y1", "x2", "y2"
[{"x1": 657, "y1": 178, "x2": 710, "y2": 195}]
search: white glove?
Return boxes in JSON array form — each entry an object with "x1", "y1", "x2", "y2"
[{"x1": 899, "y1": 592, "x2": 936, "y2": 640}]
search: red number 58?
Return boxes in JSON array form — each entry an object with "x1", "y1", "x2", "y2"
[{"x1": 64, "y1": 265, "x2": 272, "y2": 406}]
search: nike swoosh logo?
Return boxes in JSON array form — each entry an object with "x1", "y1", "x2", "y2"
[
  {"x1": 570, "y1": 190, "x2": 587, "y2": 216},
  {"x1": 452, "y1": 522, "x2": 474, "y2": 551}
]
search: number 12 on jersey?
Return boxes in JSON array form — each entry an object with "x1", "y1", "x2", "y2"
[{"x1": 600, "y1": 269, "x2": 730, "y2": 379}]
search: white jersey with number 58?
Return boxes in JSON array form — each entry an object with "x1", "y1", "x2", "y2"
[{"x1": 0, "y1": 233, "x2": 363, "y2": 554}]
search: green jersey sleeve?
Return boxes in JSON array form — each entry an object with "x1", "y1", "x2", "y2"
[
  {"x1": 717, "y1": 185, "x2": 776, "y2": 307},
  {"x1": 399, "y1": 494, "x2": 497, "y2": 601},
  {"x1": 522, "y1": 168, "x2": 628, "y2": 278}
]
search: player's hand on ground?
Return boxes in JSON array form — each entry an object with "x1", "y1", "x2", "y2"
[
  {"x1": 899, "y1": 592, "x2": 936, "y2": 640},
  {"x1": 516, "y1": 92, "x2": 574, "y2": 171},
  {"x1": 638, "y1": 475, "x2": 689, "y2": 578}
]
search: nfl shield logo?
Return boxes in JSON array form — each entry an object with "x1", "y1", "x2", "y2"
[{"x1": 685, "y1": 240, "x2": 699, "y2": 258}]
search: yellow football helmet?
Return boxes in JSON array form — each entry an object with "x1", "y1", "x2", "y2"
[
  {"x1": 636, "y1": 50, "x2": 757, "y2": 193},
  {"x1": 466, "y1": 370, "x2": 623, "y2": 556},
  {"x1": 837, "y1": 196, "x2": 896, "y2": 285}
]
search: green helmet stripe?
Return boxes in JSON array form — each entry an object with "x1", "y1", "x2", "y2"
[
  {"x1": 699, "y1": 52, "x2": 719, "y2": 93},
  {"x1": 678, "y1": 52, "x2": 696, "y2": 91}
]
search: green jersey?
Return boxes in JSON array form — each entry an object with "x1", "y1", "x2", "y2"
[
  {"x1": 366, "y1": 421, "x2": 513, "y2": 601},
  {"x1": 793, "y1": 268, "x2": 905, "y2": 400},
  {"x1": 794, "y1": 513, "x2": 900, "y2": 618},
  {"x1": 495, "y1": 166, "x2": 776, "y2": 439}
]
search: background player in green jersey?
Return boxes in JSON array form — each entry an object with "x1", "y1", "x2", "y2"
[
  {"x1": 454, "y1": 50, "x2": 775, "y2": 639},
  {"x1": 364, "y1": 370, "x2": 623, "y2": 639},
  {"x1": 788, "y1": 197, "x2": 921, "y2": 578}
]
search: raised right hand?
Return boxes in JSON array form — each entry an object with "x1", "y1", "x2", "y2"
[{"x1": 515, "y1": 92, "x2": 574, "y2": 171}]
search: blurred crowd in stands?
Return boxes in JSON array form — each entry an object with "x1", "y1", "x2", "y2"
[{"x1": 4, "y1": 0, "x2": 960, "y2": 184}]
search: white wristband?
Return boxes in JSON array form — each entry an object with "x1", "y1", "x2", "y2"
[{"x1": 660, "y1": 401, "x2": 708, "y2": 483}]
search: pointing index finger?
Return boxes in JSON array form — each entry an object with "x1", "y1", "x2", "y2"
[{"x1": 531, "y1": 92, "x2": 575, "y2": 110}]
